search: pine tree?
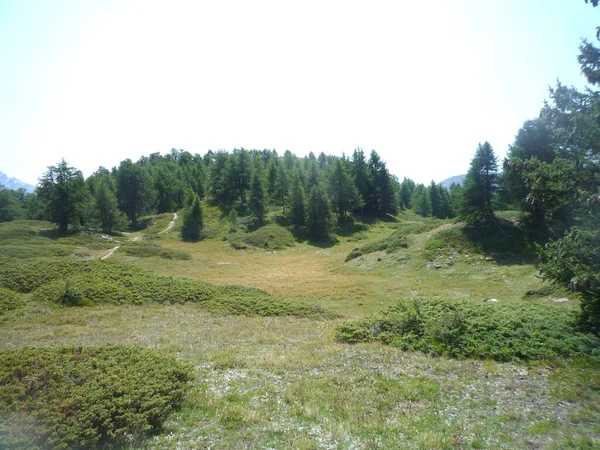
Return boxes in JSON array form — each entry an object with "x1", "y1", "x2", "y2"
[
  {"x1": 399, "y1": 177, "x2": 415, "y2": 209},
  {"x1": 351, "y1": 148, "x2": 371, "y2": 215},
  {"x1": 276, "y1": 162, "x2": 289, "y2": 213},
  {"x1": 411, "y1": 184, "x2": 431, "y2": 217},
  {"x1": 116, "y1": 159, "x2": 155, "y2": 227},
  {"x1": 94, "y1": 179, "x2": 126, "y2": 233},
  {"x1": 249, "y1": 172, "x2": 267, "y2": 226},
  {"x1": 307, "y1": 185, "x2": 335, "y2": 240},
  {"x1": 460, "y1": 142, "x2": 498, "y2": 224},
  {"x1": 368, "y1": 150, "x2": 395, "y2": 216},
  {"x1": 429, "y1": 181, "x2": 444, "y2": 219},
  {"x1": 288, "y1": 171, "x2": 306, "y2": 228},
  {"x1": 181, "y1": 194, "x2": 203, "y2": 241},
  {"x1": 267, "y1": 161, "x2": 278, "y2": 202}
]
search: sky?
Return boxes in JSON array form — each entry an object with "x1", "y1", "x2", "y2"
[{"x1": 0, "y1": 0, "x2": 598, "y2": 187}]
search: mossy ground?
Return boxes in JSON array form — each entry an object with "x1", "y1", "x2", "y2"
[{"x1": 1, "y1": 206, "x2": 599, "y2": 448}]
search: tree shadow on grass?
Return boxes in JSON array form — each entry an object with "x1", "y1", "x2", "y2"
[{"x1": 459, "y1": 220, "x2": 537, "y2": 265}]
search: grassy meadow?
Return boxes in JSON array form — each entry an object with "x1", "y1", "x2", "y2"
[{"x1": 1, "y1": 208, "x2": 599, "y2": 449}]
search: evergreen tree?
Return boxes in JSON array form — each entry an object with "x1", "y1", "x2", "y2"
[
  {"x1": 154, "y1": 162, "x2": 183, "y2": 213},
  {"x1": 37, "y1": 159, "x2": 89, "y2": 233},
  {"x1": 249, "y1": 172, "x2": 267, "y2": 226},
  {"x1": 224, "y1": 149, "x2": 251, "y2": 203},
  {"x1": 94, "y1": 179, "x2": 126, "y2": 233},
  {"x1": 0, "y1": 186, "x2": 27, "y2": 222},
  {"x1": 181, "y1": 194, "x2": 203, "y2": 241},
  {"x1": 368, "y1": 150, "x2": 395, "y2": 216},
  {"x1": 460, "y1": 142, "x2": 498, "y2": 224},
  {"x1": 288, "y1": 171, "x2": 306, "y2": 229},
  {"x1": 329, "y1": 158, "x2": 361, "y2": 220},
  {"x1": 208, "y1": 151, "x2": 230, "y2": 204},
  {"x1": 266, "y1": 161, "x2": 278, "y2": 202},
  {"x1": 429, "y1": 181, "x2": 444, "y2": 219},
  {"x1": 307, "y1": 184, "x2": 335, "y2": 240},
  {"x1": 276, "y1": 162, "x2": 289, "y2": 213},
  {"x1": 399, "y1": 177, "x2": 415, "y2": 209},
  {"x1": 411, "y1": 184, "x2": 431, "y2": 217},
  {"x1": 116, "y1": 159, "x2": 155, "y2": 227},
  {"x1": 306, "y1": 159, "x2": 320, "y2": 193},
  {"x1": 351, "y1": 148, "x2": 371, "y2": 214},
  {"x1": 440, "y1": 185, "x2": 454, "y2": 218}
]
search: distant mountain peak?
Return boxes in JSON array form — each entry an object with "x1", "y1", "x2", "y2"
[
  {"x1": 439, "y1": 174, "x2": 466, "y2": 189},
  {"x1": 0, "y1": 171, "x2": 36, "y2": 193}
]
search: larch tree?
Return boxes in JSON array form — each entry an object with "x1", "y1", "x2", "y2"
[
  {"x1": 115, "y1": 159, "x2": 155, "y2": 227},
  {"x1": 37, "y1": 159, "x2": 89, "y2": 234}
]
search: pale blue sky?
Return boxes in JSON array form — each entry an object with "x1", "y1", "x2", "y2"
[{"x1": 0, "y1": 0, "x2": 598, "y2": 186}]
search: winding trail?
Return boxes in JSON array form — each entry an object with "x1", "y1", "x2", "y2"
[
  {"x1": 101, "y1": 243, "x2": 121, "y2": 260},
  {"x1": 100, "y1": 213, "x2": 178, "y2": 260},
  {"x1": 159, "y1": 212, "x2": 178, "y2": 234}
]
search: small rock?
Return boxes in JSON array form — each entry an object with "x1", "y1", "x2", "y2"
[
  {"x1": 434, "y1": 263, "x2": 442, "y2": 269},
  {"x1": 553, "y1": 298, "x2": 569, "y2": 303},
  {"x1": 486, "y1": 298, "x2": 499, "y2": 303},
  {"x1": 485, "y1": 257, "x2": 493, "y2": 261}
]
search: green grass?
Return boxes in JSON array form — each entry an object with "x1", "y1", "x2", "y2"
[
  {"x1": 424, "y1": 221, "x2": 532, "y2": 262},
  {"x1": 334, "y1": 298, "x2": 600, "y2": 361},
  {"x1": 226, "y1": 225, "x2": 295, "y2": 250},
  {"x1": 2, "y1": 212, "x2": 600, "y2": 448},
  {"x1": 0, "y1": 257, "x2": 333, "y2": 318},
  {"x1": 138, "y1": 213, "x2": 176, "y2": 235},
  {"x1": 121, "y1": 239, "x2": 191, "y2": 260},
  {"x1": 345, "y1": 230, "x2": 409, "y2": 262},
  {"x1": 0, "y1": 220, "x2": 116, "y2": 259}
]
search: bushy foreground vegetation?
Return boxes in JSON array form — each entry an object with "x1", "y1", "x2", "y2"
[
  {"x1": 0, "y1": 287, "x2": 22, "y2": 318},
  {"x1": 334, "y1": 298, "x2": 600, "y2": 361},
  {"x1": 0, "y1": 345, "x2": 193, "y2": 449},
  {"x1": 0, "y1": 257, "x2": 332, "y2": 318}
]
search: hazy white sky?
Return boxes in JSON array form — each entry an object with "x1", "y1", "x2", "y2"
[{"x1": 0, "y1": 0, "x2": 598, "y2": 186}]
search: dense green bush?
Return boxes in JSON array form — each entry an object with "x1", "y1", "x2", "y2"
[
  {"x1": 0, "y1": 287, "x2": 22, "y2": 316},
  {"x1": 0, "y1": 345, "x2": 193, "y2": 449},
  {"x1": 334, "y1": 298, "x2": 600, "y2": 361},
  {"x1": 0, "y1": 258, "x2": 332, "y2": 318},
  {"x1": 345, "y1": 230, "x2": 408, "y2": 262},
  {"x1": 538, "y1": 227, "x2": 600, "y2": 333}
]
